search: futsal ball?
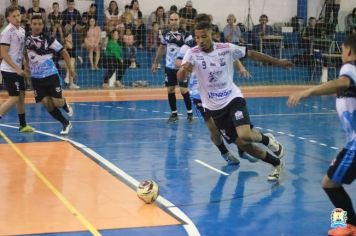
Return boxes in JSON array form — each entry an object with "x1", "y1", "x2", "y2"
[{"x1": 136, "y1": 180, "x2": 159, "y2": 204}]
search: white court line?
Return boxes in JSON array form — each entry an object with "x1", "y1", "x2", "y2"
[
  {"x1": 194, "y1": 160, "x2": 229, "y2": 176},
  {"x1": 0, "y1": 124, "x2": 201, "y2": 236}
]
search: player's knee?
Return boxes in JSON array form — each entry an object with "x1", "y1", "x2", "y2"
[
  {"x1": 167, "y1": 86, "x2": 175, "y2": 93},
  {"x1": 237, "y1": 132, "x2": 254, "y2": 144}
]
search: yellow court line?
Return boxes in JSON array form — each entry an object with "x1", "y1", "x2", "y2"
[{"x1": 0, "y1": 130, "x2": 101, "y2": 236}]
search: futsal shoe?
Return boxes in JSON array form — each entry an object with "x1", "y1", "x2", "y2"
[
  {"x1": 66, "y1": 104, "x2": 74, "y2": 117},
  {"x1": 265, "y1": 133, "x2": 284, "y2": 158},
  {"x1": 267, "y1": 162, "x2": 284, "y2": 181},
  {"x1": 221, "y1": 152, "x2": 240, "y2": 165},
  {"x1": 328, "y1": 224, "x2": 356, "y2": 236},
  {"x1": 60, "y1": 122, "x2": 72, "y2": 135},
  {"x1": 19, "y1": 125, "x2": 35, "y2": 133},
  {"x1": 167, "y1": 114, "x2": 178, "y2": 123}
]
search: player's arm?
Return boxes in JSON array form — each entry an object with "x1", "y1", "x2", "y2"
[
  {"x1": 151, "y1": 44, "x2": 166, "y2": 73},
  {"x1": 0, "y1": 45, "x2": 24, "y2": 76},
  {"x1": 287, "y1": 76, "x2": 351, "y2": 107},
  {"x1": 247, "y1": 50, "x2": 293, "y2": 69},
  {"x1": 22, "y1": 51, "x2": 31, "y2": 78},
  {"x1": 60, "y1": 48, "x2": 75, "y2": 79},
  {"x1": 234, "y1": 59, "x2": 251, "y2": 78}
]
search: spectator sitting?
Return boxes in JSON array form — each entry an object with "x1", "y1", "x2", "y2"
[
  {"x1": 62, "y1": 0, "x2": 82, "y2": 33},
  {"x1": 48, "y1": 2, "x2": 63, "y2": 42},
  {"x1": 134, "y1": 17, "x2": 146, "y2": 49},
  {"x1": 223, "y1": 14, "x2": 244, "y2": 44},
  {"x1": 301, "y1": 17, "x2": 325, "y2": 50},
  {"x1": 345, "y1": 8, "x2": 356, "y2": 34},
  {"x1": 147, "y1": 21, "x2": 160, "y2": 51},
  {"x1": 178, "y1": 0, "x2": 197, "y2": 33},
  {"x1": 123, "y1": 27, "x2": 137, "y2": 68},
  {"x1": 105, "y1": 1, "x2": 123, "y2": 33},
  {"x1": 26, "y1": 0, "x2": 46, "y2": 32},
  {"x1": 251, "y1": 14, "x2": 278, "y2": 57},
  {"x1": 118, "y1": 5, "x2": 133, "y2": 35},
  {"x1": 82, "y1": 3, "x2": 97, "y2": 27},
  {"x1": 147, "y1": 6, "x2": 165, "y2": 31},
  {"x1": 84, "y1": 17, "x2": 101, "y2": 70},
  {"x1": 129, "y1": 0, "x2": 142, "y2": 26}
]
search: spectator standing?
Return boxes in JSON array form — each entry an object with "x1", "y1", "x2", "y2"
[
  {"x1": 178, "y1": 0, "x2": 197, "y2": 33},
  {"x1": 48, "y1": 2, "x2": 63, "y2": 41}
]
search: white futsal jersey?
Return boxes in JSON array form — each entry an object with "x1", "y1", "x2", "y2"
[
  {"x1": 0, "y1": 23, "x2": 25, "y2": 73},
  {"x1": 182, "y1": 42, "x2": 247, "y2": 110},
  {"x1": 336, "y1": 61, "x2": 356, "y2": 150}
]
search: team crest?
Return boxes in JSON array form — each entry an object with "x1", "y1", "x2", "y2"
[
  {"x1": 234, "y1": 111, "x2": 244, "y2": 121},
  {"x1": 330, "y1": 208, "x2": 347, "y2": 228}
]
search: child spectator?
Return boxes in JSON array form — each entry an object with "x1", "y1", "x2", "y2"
[
  {"x1": 84, "y1": 17, "x2": 101, "y2": 70},
  {"x1": 123, "y1": 27, "x2": 137, "y2": 68},
  {"x1": 63, "y1": 24, "x2": 79, "y2": 89},
  {"x1": 147, "y1": 22, "x2": 160, "y2": 51},
  {"x1": 134, "y1": 17, "x2": 145, "y2": 49}
]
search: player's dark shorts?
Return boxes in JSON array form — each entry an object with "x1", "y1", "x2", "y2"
[
  {"x1": 164, "y1": 67, "x2": 188, "y2": 87},
  {"x1": 1, "y1": 71, "x2": 26, "y2": 96},
  {"x1": 327, "y1": 148, "x2": 356, "y2": 185},
  {"x1": 207, "y1": 97, "x2": 251, "y2": 144},
  {"x1": 31, "y1": 74, "x2": 63, "y2": 103},
  {"x1": 192, "y1": 98, "x2": 211, "y2": 122}
]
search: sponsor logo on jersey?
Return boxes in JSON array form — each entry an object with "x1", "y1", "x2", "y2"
[
  {"x1": 208, "y1": 70, "x2": 222, "y2": 82},
  {"x1": 218, "y1": 50, "x2": 229, "y2": 56},
  {"x1": 208, "y1": 89, "x2": 232, "y2": 99}
]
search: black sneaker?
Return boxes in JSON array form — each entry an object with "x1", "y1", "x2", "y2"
[
  {"x1": 167, "y1": 114, "x2": 178, "y2": 123},
  {"x1": 60, "y1": 122, "x2": 72, "y2": 135}
]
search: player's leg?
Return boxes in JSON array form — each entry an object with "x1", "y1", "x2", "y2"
[
  {"x1": 165, "y1": 68, "x2": 178, "y2": 123},
  {"x1": 205, "y1": 116, "x2": 239, "y2": 165},
  {"x1": 178, "y1": 80, "x2": 193, "y2": 122},
  {"x1": 43, "y1": 97, "x2": 72, "y2": 135},
  {"x1": 323, "y1": 148, "x2": 356, "y2": 236},
  {"x1": 228, "y1": 97, "x2": 283, "y2": 180},
  {"x1": 0, "y1": 72, "x2": 34, "y2": 132}
]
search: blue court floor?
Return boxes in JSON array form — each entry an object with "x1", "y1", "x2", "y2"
[{"x1": 0, "y1": 96, "x2": 354, "y2": 236}]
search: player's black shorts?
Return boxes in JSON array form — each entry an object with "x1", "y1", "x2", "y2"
[
  {"x1": 164, "y1": 67, "x2": 188, "y2": 87},
  {"x1": 192, "y1": 98, "x2": 211, "y2": 122},
  {"x1": 207, "y1": 97, "x2": 251, "y2": 144},
  {"x1": 31, "y1": 74, "x2": 63, "y2": 103},
  {"x1": 1, "y1": 71, "x2": 25, "y2": 96},
  {"x1": 327, "y1": 148, "x2": 356, "y2": 185}
]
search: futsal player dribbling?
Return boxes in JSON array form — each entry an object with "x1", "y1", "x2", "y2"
[
  {"x1": 25, "y1": 15, "x2": 74, "y2": 135},
  {"x1": 288, "y1": 34, "x2": 356, "y2": 236},
  {"x1": 178, "y1": 21, "x2": 292, "y2": 180}
]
